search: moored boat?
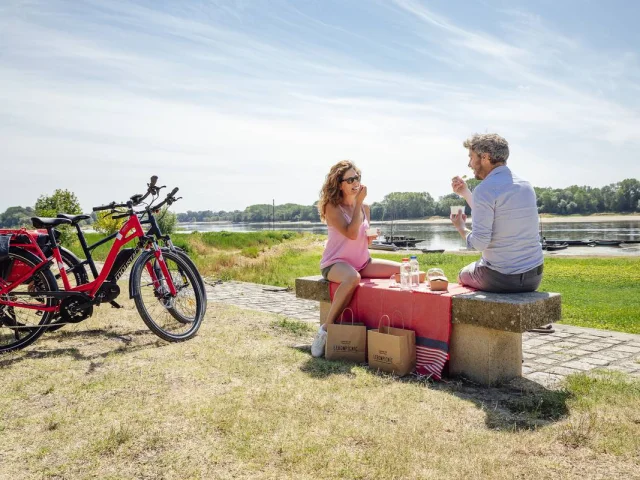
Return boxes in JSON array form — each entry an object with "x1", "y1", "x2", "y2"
[
  {"x1": 590, "y1": 240, "x2": 622, "y2": 246},
  {"x1": 369, "y1": 241, "x2": 399, "y2": 251},
  {"x1": 543, "y1": 243, "x2": 568, "y2": 251}
]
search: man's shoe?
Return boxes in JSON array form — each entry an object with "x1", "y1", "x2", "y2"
[{"x1": 311, "y1": 328, "x2": 327, "y2": 358}]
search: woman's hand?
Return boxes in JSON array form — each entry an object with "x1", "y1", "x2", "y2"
[{"x1": 355, "y1": 184, "x2": 367, "y2": 204}]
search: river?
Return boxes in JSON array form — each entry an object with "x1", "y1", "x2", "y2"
[{"x1": 177, "y1": 219, "x2": 640, "y2": 256}]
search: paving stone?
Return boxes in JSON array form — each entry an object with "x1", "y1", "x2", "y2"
[
  {"x1": 546, "y1": 353, "x2": 577, "y2": 361},
  {"x1": 564, "y1": 349, "x2": 591, "y2": 356},
  {"x1": 554, "y1": 341, "x2": 581, "y2": 349},
  {"x1": 616, "y1": 362, "x2": 640, "y2": 372},
  {"x1": 580, "y1": 357, "x2": 611, "y2": 366},
  {"x1": 611, "y1": 345, "x2": 640, "y2": 354},
  {"x1": 545, "y1": 366, "x2": 582, "y2": 376},
  {"x1": 534, "y1": 345, "x2": 565, "y2": 353},
  {"x1": 575, "y1": 335, "x2": 605, "y2": 341},
  {"x1": 561, "y1": 360, "x2": 598, "y2": 371},
  {"x1": 535, "y1": 357, "x2": 560, "y2": 366},
  {"x1": 566, "y1": 337, "x2": 593, "y2": 344},
  {"x1": 522, "y1": 352, "x2": 536, "y2": 359},
  {"x1": 525, "y1": 372, "x2": 564, "y2": 387},
  {"x1": 577, "y1": 343, "x2": 609, "y2": 352},
  {"x1": 590, "y1": 350, "x2": 635, "y2": 360}
]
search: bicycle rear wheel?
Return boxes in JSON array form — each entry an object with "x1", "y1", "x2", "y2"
[
  {"x1": 131, "y1": 250, "x2": 205, "y2": 342},
  {"x1": 0, "y1": 247, "x2": 58, "y2": 353}
]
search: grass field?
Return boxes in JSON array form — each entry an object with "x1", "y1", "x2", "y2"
[
  {"x1": 0, "y1": 302, "x2": 638, "y2": 479},
  {"x1": 66, "y1": 232, "x2": 640, "y2": 334}
]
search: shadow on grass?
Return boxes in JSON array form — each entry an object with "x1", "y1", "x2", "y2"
[
  {"x1": 0, "y1": 327, "x2": 166, "y2": 369},
  {"x1": 298, "y1": 353, "x2": 571, "y2": 431},
  {"x1": 431, "y1": 377, "x2": 571, "y2": 431}
]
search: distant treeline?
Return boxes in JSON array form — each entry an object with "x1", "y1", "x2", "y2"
[
  {"x1": 2, "y1": 179, "x2": 638, "y2": 228},
  {"x1": 176, "y1": 178, "x2": 640, "y2": 223}
]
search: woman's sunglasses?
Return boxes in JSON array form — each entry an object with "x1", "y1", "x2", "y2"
[{"x1": 341, "y1": 175, "x2": 361, "y2": 185}]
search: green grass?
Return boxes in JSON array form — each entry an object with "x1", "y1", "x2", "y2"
[{"x1": 0, "y1": 304, "x2": 638, "y2": 478}]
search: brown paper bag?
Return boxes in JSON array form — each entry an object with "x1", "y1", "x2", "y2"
[
  {"x1": 367, "y1": 313, "x2": 416, "y2": 377},
  {"x1": 325, "y1": 308, "x2": 367, "y2": 363}
]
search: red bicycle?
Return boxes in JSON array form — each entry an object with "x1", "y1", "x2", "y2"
[{"x1": 0, "y1": 180, "x2": 206, "y2": 353}]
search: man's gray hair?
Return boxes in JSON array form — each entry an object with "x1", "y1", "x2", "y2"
[{"x1": 463, "y1": 133, "x2": 509, "y2": 164}]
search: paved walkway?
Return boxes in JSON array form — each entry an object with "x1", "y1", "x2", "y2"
[{"x1": 205, "y1": 280, "x2": 640, "y2": 385}]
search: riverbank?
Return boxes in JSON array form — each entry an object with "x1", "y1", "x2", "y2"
[{"x1": 178, "y1": 214, "x2": 640, "y2": 227}]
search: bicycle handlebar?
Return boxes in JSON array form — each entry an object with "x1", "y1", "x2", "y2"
[
  {"x1": 92, "y1": 176, "x2": 180, "y2": 215},
  {"x1": 152, "y1": 187, "x2": 179, "y2": 211},
  {"x1": 93, "y1": 201, "x2": 127, "y2": 212}
]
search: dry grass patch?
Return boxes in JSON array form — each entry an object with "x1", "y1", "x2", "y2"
[{"x1": 0, "y1": 300, "x2": 638, "y2": 479}]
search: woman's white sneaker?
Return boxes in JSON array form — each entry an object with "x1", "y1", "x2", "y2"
[{"x1": 311, "y1": 328, "x2": 327, "y2": 358}]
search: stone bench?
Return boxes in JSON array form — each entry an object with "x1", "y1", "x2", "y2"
[{"x1": 295, "y1": 275, "x2": 561, "y2": 385}]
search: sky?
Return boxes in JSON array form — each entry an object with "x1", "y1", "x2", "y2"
[{"x1": 1, "y1": 0, "x2": 639, "y2": 213}]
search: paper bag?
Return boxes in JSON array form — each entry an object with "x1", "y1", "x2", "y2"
[
  {"x1": 325, "y1": 308, "x2": 367, "y2": 363},
  {"x1": 367, "y1": 313, "x2": 416, "y2": 377}
]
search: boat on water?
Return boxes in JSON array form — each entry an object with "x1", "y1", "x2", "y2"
[
  {"x1": 369, "y1": 240, "x2": 399, "y2": 251},
  {"x1": 544, "y1": 239, "x2": 594, "y2": 246},
  {"x1": 589, "y1": 239, "x2": 622, "y2": 246},
  {"x1": 543, "y1": 242, "x2": 568, "y2": 251},
  {"x1": 421, "y1": 248, "x2": 445, "y2": 254},
  {"x1": 379, "y1": 234, "x2": 425, "y2": 248}
]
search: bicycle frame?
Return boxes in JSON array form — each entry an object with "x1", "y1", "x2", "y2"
[{"x1": 0, "y1": 213, "x2": 177, "y2": 313}]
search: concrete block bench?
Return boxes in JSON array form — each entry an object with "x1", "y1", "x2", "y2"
[{"x1": 295, "y1": 275, "x2": 561, "y2": 385}]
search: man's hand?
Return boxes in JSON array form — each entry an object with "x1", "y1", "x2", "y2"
[
  {"x1": 451, "y1": 176, "x2": 469, "y2": 197},
  {"x1": 450, "y1": 211, "x2": 468, "y2": 235}
]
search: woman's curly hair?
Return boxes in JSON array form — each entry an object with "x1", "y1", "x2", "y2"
[{"x1": 318, "y1": 160, "x2": 361, "y2": 222}]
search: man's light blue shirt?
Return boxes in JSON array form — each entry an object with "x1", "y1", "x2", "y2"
[{"x1": 466, "y1": 165, "x2": 543, "y2": 275}]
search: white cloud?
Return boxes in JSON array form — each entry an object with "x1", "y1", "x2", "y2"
[{"x1": 0, "y1": 0, "x2": 638, "y2": 213}]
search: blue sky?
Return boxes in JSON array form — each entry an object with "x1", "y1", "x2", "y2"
[{"x1": 1, "y1": 0, "x2": 639, "y2": 212}]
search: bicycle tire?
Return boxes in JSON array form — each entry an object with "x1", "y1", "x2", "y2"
[
  {"x1": 163, "y1": 247, "x2": 207, "y2": 311},
  {"x1": 0, "y1": 247, "x2": 58, "y2": 353},
  {"x1": 130, "y1": 250, "x2": 205, "y2": 342}
]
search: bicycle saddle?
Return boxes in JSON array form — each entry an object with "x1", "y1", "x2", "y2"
[
  {"x1": 31, "y1": 217, "x2": 72, "y2": 229},
  {"x1": 57, "y1": 213, "x2": 91, "y2": 224}
]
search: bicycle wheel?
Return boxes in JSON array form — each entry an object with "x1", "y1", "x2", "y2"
[
  {"x1": 0, "y1": 247, "x2": 58, "y2": 353},
  {"x1": 46, "y1": 248, "x2": 90, "y2": 332},
  {"x1": 131, "y1": 250, "x2": 205, "y2": 342},
  {"x1": 162, "y1": 247, "x2": 207, "y2": 311}
]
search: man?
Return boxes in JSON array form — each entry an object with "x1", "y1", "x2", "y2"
[{"x1": 450, "y1": 133, "x2": 544, "y2": 293}]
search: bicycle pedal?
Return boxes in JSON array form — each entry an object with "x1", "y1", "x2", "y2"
[{"x1": 109, "y1": 301, "x2": 122, "y2": 309}]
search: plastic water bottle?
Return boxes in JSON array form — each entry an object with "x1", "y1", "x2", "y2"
[
  {"x1": 400, "y1": 258, "x2": 411, "y2": 291},
  {"x1": 409, "y1": 255, "x2": 420, "y2": 290}
]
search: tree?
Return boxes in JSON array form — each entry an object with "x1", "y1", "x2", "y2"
[
  {"x1": 157, "y1": 207, "x2": 177, "y2": 234},
  {"x1": 34, "y1": 189, "x2": 82, "y2": 245},
  {"x1": 93, "y1": 211, "x2": 125, "y2": 235},
  {"x1": 0, "y1": 206, "x2": 34, "y2": 228}
]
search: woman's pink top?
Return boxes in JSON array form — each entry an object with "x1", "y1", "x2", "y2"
[{"x1": 320, "y1": 204, "x2": 370, "y2": 270}]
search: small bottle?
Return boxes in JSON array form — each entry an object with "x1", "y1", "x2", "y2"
[
  {"x1": 400, "y1": 258, "x2": 411, "y2": 291},
  {"x1": 409, "y1": 255, "x2": 420, "y2": 290}
]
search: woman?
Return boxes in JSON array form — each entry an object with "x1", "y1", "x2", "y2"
[{"x1": 311, "y1": 160, "x2": 400, "y2": 357}]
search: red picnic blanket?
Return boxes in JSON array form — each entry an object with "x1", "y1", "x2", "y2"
[{"x1": 329, "y1": 278, "x2": 475, "y2": 380}]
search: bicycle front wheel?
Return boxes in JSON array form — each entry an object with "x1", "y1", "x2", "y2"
[
  {"x1": 131, "y1": 250, "x2": 205, "y2": 342},
  {"x1": 0, "y1": 247, "x2": 58, "y2": 353}
]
